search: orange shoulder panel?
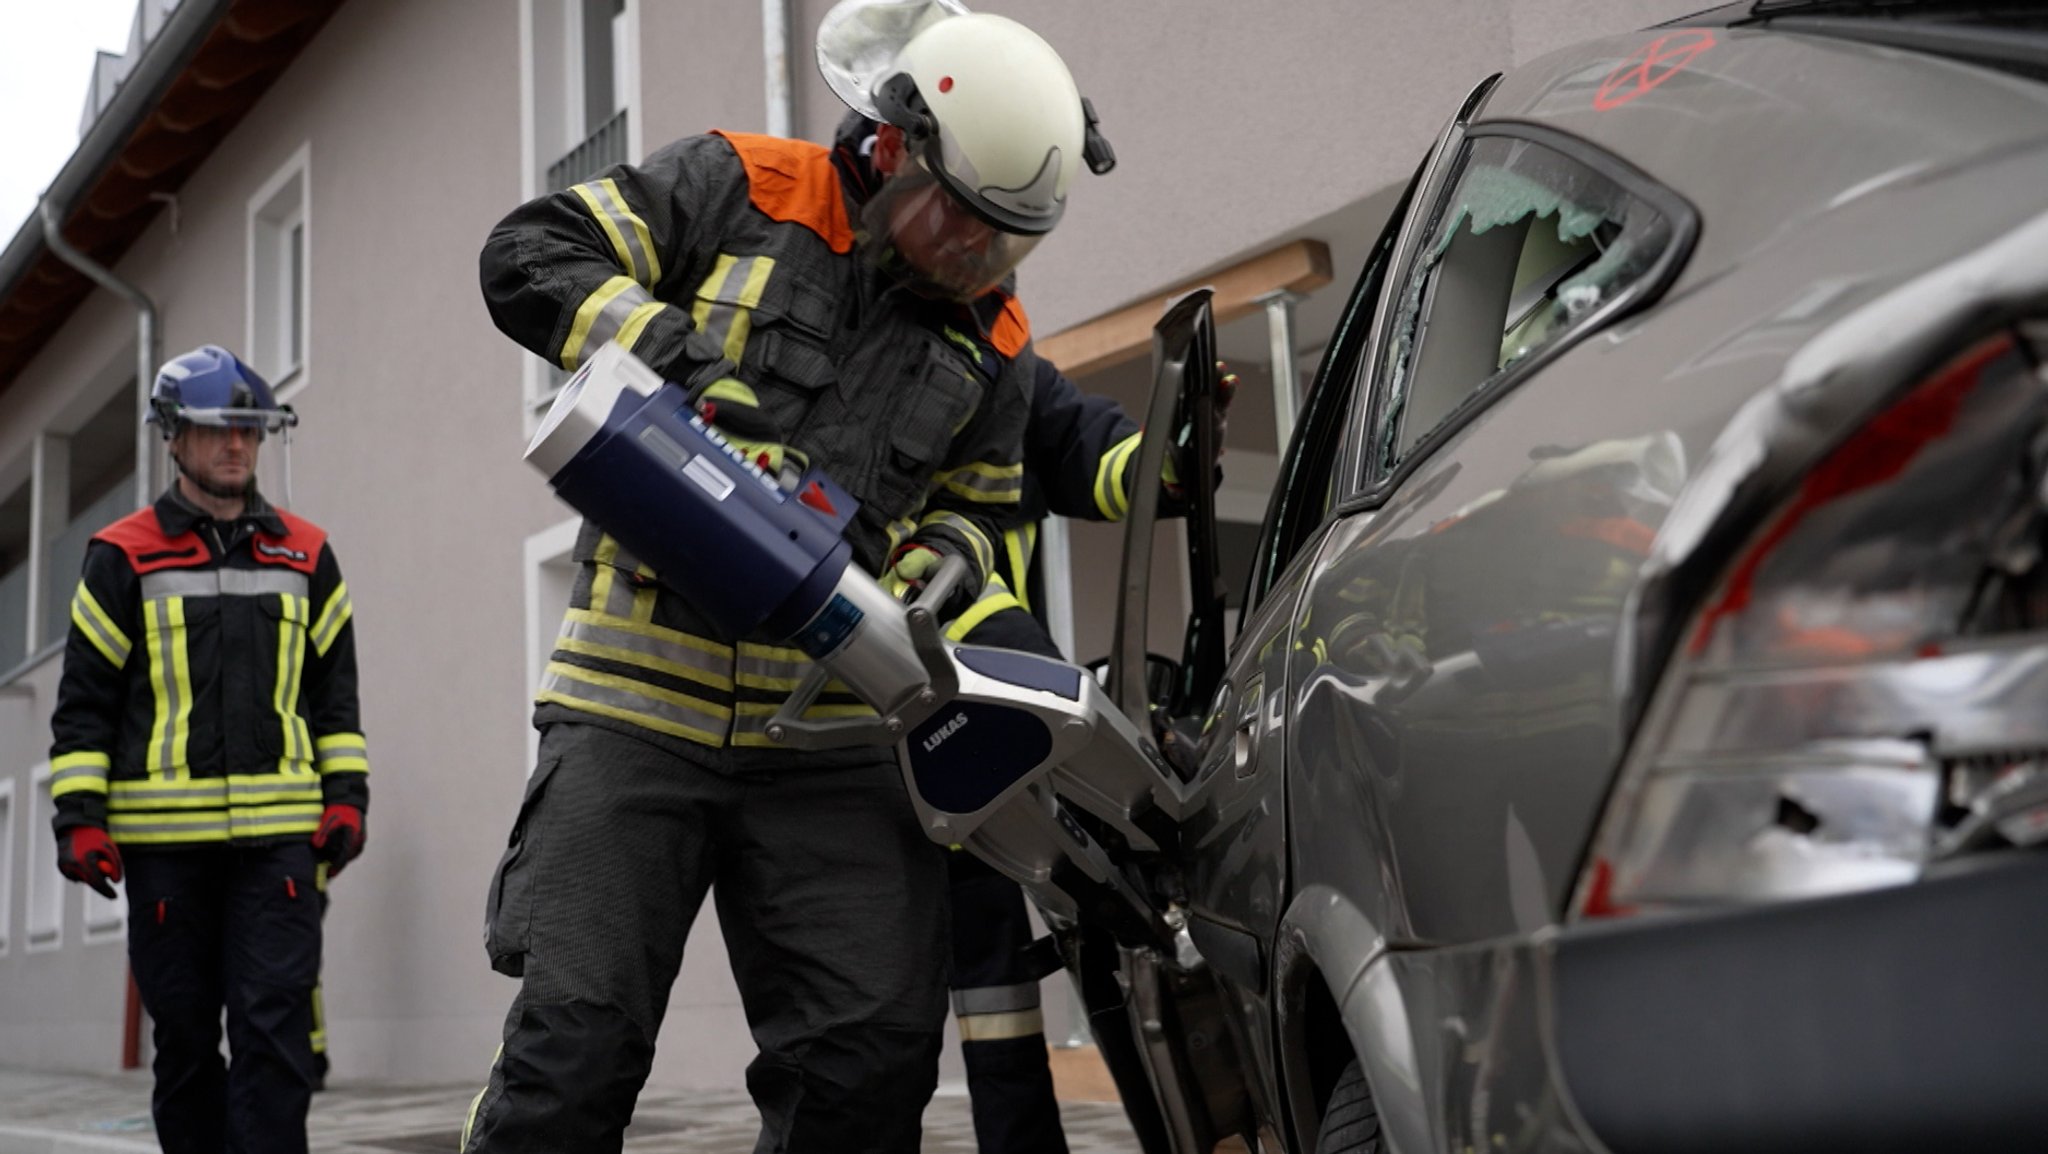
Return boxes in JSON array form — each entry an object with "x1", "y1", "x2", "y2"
[
  {"x1": 711, "y1": 130, "x2": 855, "y2": 254},
  {"x1": 94, "y1": 508, "x2": 206, "y2": 574},
  {"x1": 254, "y1": 510, "x2": 327, "y2": 574},
  {"x1": 991, "y1": 294, "x2": 1031, "y2": 360}
]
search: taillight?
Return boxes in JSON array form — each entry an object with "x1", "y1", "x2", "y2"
[{"x1": 1576, "y1": 331, "x2": 2048, "y2": 918}]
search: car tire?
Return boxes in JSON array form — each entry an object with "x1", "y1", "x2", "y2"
[{"x1": 1314, "y1": 1058, "x2": 1382, "y2": 1154}]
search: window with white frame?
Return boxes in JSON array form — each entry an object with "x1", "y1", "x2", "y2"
[
  {"x1": 248, "y1": 144, "x2": 311, "y2": 390},
  {"x1": 0, "y1": 777, "x2": 15, "y2": 957},
  {"x1": 524, "y1": 0, "x2": 639, "y2": 422},
  {"x1": 26, "y1": 765, "x2": 61, "y2": 953}
]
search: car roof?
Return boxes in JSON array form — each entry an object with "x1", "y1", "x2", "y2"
[{"x1": 1479, "y1": 21, "x2": 2048, "y2": 288}]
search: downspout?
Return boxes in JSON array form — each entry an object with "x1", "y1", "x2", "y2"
[
  {"x1": 40, "y1": 199, "x2": 158, "y2": 510},
  {"x1": 762, "y1": 0, "x2": 794, "y2": 138}
]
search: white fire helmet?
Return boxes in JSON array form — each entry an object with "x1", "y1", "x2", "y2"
[{"x1": 818, "y1": 1, "x2": 1111, "y2": 300}]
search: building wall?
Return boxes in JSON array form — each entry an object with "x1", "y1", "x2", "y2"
[{"x1": 0, "y1": 0, "x2": 1708, "y2": 1091}]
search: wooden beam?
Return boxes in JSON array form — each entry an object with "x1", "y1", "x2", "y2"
[{"x1": 1035, "y1": 238, "x2": 1334, "y2": 378}]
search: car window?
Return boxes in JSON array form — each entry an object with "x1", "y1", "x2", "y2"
[
  {"x1": 1245, "y1": 173, "x2": 1419, "y2": 613},
  {"x1": 1368, "y1": 132, "x2": 1681, "y2": 479}
]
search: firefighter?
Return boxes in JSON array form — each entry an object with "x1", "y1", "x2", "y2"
[
  {"x1": 942, "y1": 357, "x2": 1233, "y2": 1154},
  {"x1": 463, "y1": 9, "x2": 1110, "y2": 1153},
  {"x1": 47, "y1": 345, "x2": 368, "y2": 1154}
]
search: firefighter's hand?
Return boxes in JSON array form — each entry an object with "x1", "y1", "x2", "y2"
[
  {"x1": 57, "y1": 826, "x2": 123, "y2": 900},
  {"x1": 885, "y1": 541, "x2": 976, "y2": 621},
  {"x1": 312, "y1": 805, "x2": 366, "y2": 877}
]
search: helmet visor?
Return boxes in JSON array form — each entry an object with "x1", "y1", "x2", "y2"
[
  {"x1": 860, "y1": 158, "x2": 1041, "y2": 301},
  {"x1": 172, "y1": 406, "x2": 298, "y2": 440}
]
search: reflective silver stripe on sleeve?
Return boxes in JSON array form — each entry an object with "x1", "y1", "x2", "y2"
[
  {"x1": 951, "y1": 982, "x2": 1042, "y2": 1018},
  {"x1": 956, "y1": 1008, "x2": 1045, "y2": 1042}
]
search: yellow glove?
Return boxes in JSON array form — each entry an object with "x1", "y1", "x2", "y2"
[{"x1": 883, "y1": 543, "x2": 944, "y2": 601}]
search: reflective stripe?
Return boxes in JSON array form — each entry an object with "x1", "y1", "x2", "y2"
[
  {"x1": 730, "y1": 700, "x2": 877, "y2": 747},
  {"x1": 311, "y1": 583, "x2": 352, "y2": 656},
  {"x1": 951, "y1": 981, "x2": 1041, "y2": 1017},
  {"x1": 144, "y1": 598, "x2": 193, "y2": 776},
  {"x1": 50, "y1": 752, "x2": 111, "y2": 798},
  {"x1": 558, "y1": 609, "x2": 735, "y2": 690},
  {"x1": 227, "y1": 773, "x2": 323, "y2": 805},
  {"x1": 71, "y1": 583, "x2": 130, "y2": 667},
  {"x1": 933, "y1": 460, "x2": 1024, "y2": 504},
  {"x1": 140, "y1": 569, "x2": 310, "y2": 600},
  {"x1": 700, "y1": 378, "x2": 761, "y2": 407},
  {"x1": 275, "y1": 595, "x2": 309, "y2": 762},
  {"x1": 945, "y1": 576, "x2": 1024, "y2": 643},
  {"x1": 735, "y1": 642, "x2": 815, "y2": 692},
  {"x1": 572, "y1": 179, "x2": 662, "y2": 287},
  {"x1": 310, "y1": 985, "x2": 327, "y2": 1055},
  {"x1": 560, "y1": 276, "x2": 654, "y2": 370},
  {"x1": 229, "y1": 803, "x2": 324, "y2": 839},
  {"x1": 614, "y1": 300, "x2": 668, "y2": 354},
  {"x1": 919, "y1": 511, "x2": 995, "y2": 581},
  {"x1": 1097, "y1": 431, "x2": 1143, "y2": 521},
  {"x1": 110, "y1": 779, "x2": 228, "y2": 809},
  {"x1": 956, "y1": 1008, "x2": 1045, "y2": 1042},
  {"x1": 539, "y1": 661, "x2": 731, "y2": 746},
  {"x1": 315, "y1": 732, "x2": 370, "y2": 775},
  {"x1": 690, "y1": 255, "x2": 776, "y2": 365},
  {"x1": 110, "y1": 811, "x2": 231, "y2": 844},
  {"x1": 1003, "y1": 525, "x2": 1035, "y2": 612},
  {"x1": 883, "y1": 516, "x2": 918, "y2": 558}
]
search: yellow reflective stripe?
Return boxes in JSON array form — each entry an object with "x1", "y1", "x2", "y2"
[
  {"x1": 597, "y1": 178, "x2": 662, "y2": 283},
  {"x1": 957, "y1": 1008, "x2": 1045, "y2": 1042},
  {"x1": 723, "y1": 257, "x2": 776, "y2": 365},
  {"x1": 275, "y1": 595, "x2": 300, "y2": 762},
  {"x1": 934, "y1": 460, "x2": 1025, "y2": 504},
  {"x1": 1097, "y1": 431, "x2": 1143, "y2": 521},
  {"x1": 559, "y1": 275, "x2": 641, "y2": 370},
  {"x1": 614, "y1": 300, "x2": 667, "y2": 353},
  {"x1": 310, "y1": 582, "x2": 352, "y2": 656},
  {"x1": 690, "y1": 254, "x2": 739, "y2": 333},
  {"x1": 919, "y1": 511, "x2": 995, "y2": 580},
  {"x1": 109, "y1": 780, "x2": 228, "y2": 810},
  {"x1": 1003, "y1": 526, "x2": 1035, "y2": 612},
  {"x1": 883, "y1": 516, "x2": 918, "y2": 559},
  {"x1": 542, "y1": 662, "x2": 732, "y2": 726},
  {"x1": 945, "y1": 577, "x2": 1024, "y2": 642},
  {"x1": 226, "y1": 772, "x2": 322, "y2": 805},
  {"x1": 315, "y1": 732, "x2": 369, "y2": 775},
  {"x1": 230, "y1": 804, "x2": 323, "y2": 838},
  {"x1": 563, "y1": 607, "x2": 734, "y2": 658},
  {"x1": 311, "y1": 984, "x2": 328, "y2": 1054},
  {"x1": 290, "y1": 596, "x2": 312, "y2": 757},
  {"x1": 571, "y1": 183, "x2": 642, "y2": 284},
  {"x1": 50, "y1": 751, "x2": 111, "y2": 798},
  {"x1": 145, "y1": 598, "x2": 195, "y2": 777},
  {"x1": 554, "y1": 634, "x2": 735, "y2": 691},
  {"x1": 463, "y1": 1046, "x2": 505, "y2": 1151},
  {"x1": 629, "y1": 582, "x2": 658, "y2": 623},
  {"x1": 72, "y1": 583, "x2": 131, "y2": 666},
  {"x1": 110, "y1": 810, "x2": 232, "y2": 844}
]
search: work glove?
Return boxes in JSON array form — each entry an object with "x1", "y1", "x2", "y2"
[
  {"x1": 57, "y1": 826, "x2": 124, "y2": 900},
  {"x1": 884, "y1": 541, "x2": 976, "y2": 622},
  {"x1": 1163, "y1": 362, "x2": 1238, "y2": 498},
  {"x1": 311, "y1": 804, "x2": 366, "y2": 877},
  {"x1": 694, "y1": 378, "x2": 807, "y2": 491}
]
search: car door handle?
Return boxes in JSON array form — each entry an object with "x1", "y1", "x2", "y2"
[{"x1": 1234, "y1": 681, "x2": 1265, "y2": 779}]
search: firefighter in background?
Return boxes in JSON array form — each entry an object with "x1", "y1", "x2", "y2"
[
  {"x1": 943, "y1": 357, "x2": 1234, "y2": 1154},
  {"x1": 47, "y1": 345, "x2": 369, "y2": 1154},
  {"x1": 464, "y1": 6, "x2": 1115, "y2": 1151}
]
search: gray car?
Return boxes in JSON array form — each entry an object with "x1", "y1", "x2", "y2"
[{"x1": 1025, "y1": 5, "x2": 2048, "y2": 1153}]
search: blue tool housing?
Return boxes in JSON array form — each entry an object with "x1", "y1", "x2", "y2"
[{"x1": 546, "y1": 379, "x2": 859, "y2": 642}]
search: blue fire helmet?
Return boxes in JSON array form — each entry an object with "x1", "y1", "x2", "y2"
[{"x1": 146, "y1": 345, "x2": 295, "y2": 440}]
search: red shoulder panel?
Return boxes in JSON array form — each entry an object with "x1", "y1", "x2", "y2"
[
  {"x1": 93, "y1": 509, "x2": 207, "y2": 575},
  {"x1": 711, "y1": 130, "x2": 855, "y2": 254},
  {"x1": 253, "y1": 510, "x2": 326, "y2": 574},
  {"x1": 991, "y1": 294, "x2": 1031, "y2": 360}
]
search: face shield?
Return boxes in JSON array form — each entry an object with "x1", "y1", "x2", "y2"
[
  {"x1": 859, "y1": 154, "x2": 1043, "y2": 301},
  {"x1": 160, "y1": 405, "x2": 302, "y2": 507}
]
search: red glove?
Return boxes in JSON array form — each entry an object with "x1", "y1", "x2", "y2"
[
  {"x1": 57, "y1": 827, "x2": 124, "y2": 900},
  {"x1": 311, "y1": 805, "x2": 366, "y2": 876}
]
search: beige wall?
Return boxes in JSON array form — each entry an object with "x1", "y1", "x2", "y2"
[{"x1": 0, "y1": 0, "x2": 1709, "y2": 1092}]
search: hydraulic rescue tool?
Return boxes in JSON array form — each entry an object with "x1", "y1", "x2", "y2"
[{"x1": 525, "y1": 342, "x2": 1192, "y2": 944}]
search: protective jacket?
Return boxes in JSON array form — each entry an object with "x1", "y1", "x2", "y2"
[
  {"x1": 480, "y1": 126, "x2": 1031, "y2": 756},
  {"x1": 948, "y1": 358, "x2": 1144, "y2": 639},
  {"x1": 48, "y1": 490, "x2": 368, "y2": 847}
]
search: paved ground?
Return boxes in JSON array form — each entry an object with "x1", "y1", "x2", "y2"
[{"x1": 0, "y1": 1066, "x2": 1145, "y2": 1153}]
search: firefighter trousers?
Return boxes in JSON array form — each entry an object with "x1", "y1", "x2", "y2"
[
  {"x1": 949, "y1": 605, "x2": 1074, "y2": 1154},
  {"x1": 122, "y1": 843, "x2": 324, "y2": 1154},
  {"x1": 465, "y1": 721, "x2": 950, "y2": 1154}
]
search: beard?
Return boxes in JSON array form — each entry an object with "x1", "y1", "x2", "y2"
[{"x1": 175, "y1": 456, "x2": 256, "y2": 501}]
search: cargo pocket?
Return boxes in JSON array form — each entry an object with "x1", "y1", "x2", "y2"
[
  {"x1": 484, "y1": 751, "x2": 562, "y2": 977},
  {"x1": 870, "y1": 334, "x2": 984, "y2": 520}
]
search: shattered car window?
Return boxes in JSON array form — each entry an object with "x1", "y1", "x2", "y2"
[{"x1": 1373, "y1": 135, "x2": 1675, "y2": 475}]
